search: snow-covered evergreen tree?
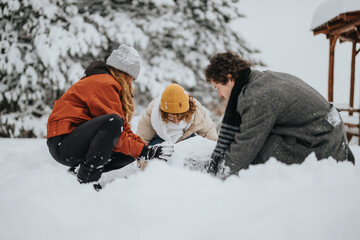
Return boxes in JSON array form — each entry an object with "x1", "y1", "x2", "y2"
[
  {"x1": 1, "y1": 0, "x2": 103, "y2": 137},
  {"x1": 0, "y1": 0, "x2": 262, "y2": 138}
]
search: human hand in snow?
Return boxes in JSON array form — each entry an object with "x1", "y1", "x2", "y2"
[
  {"x1": 206, "y1": 157, "x2": 230, "y2": 179},
  {"x1": 206, "y1": 157, "x2": 221, "y2": 175},
  {"x1": 139, "y1": 143, "x2": 174, "y2": 162}
]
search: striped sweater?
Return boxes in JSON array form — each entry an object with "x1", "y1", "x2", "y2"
[{"x1": 215, "y1": 70, "x2": 354, "y2": 177}]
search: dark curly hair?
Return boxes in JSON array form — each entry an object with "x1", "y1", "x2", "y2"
[{"x1": 204, "y1": 51, "x2": 251, "y2": 84}]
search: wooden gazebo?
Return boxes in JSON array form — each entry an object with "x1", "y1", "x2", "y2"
[{"x1": 312, "y1": 1, "x2": 360, "y2": 145}]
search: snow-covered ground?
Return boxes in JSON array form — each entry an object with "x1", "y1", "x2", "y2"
[
  {"x1": 1, "y1": 0, "x2": 360, "y2": 239},
  {"x1": 0, "y1": 136, "x2": 359, "y2": 240}
]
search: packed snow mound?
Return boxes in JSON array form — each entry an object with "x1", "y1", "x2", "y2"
[{"x1": 0, "y1": 137, "x2": 359, "y2": 240}]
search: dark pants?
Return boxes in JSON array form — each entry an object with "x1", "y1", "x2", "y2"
[
  {"x1": 149, "y1": 134, "x2": 166, "y2": 146},
  {"x1": 47, "y1": 114, "x2": 135, "y2": 183},
  {"x1": 149, "y1": 133, "x2": 197, "y2": 146}
]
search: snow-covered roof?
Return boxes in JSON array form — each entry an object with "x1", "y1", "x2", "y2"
[{"x1": 311, "y1": 0, "x2": 360, "y2": 30}]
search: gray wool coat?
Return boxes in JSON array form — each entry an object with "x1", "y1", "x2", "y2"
[{"x1": 224, "y1": 70, "x2": 353, "y2": 175}]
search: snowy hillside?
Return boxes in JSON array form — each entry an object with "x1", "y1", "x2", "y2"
[{"x1": 0, "y1": 136, "x2": 359, "y2": 240}]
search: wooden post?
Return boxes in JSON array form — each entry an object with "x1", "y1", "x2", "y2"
[
  {"x1": 357, "y1": 44, "x2": 360, "y2": 146},
  {"x1": 349, "y1": 41, "x2": 356, "y2": 115},
  {"x1": 328, "y1": 35, "x2": 338, "y2": 102}
]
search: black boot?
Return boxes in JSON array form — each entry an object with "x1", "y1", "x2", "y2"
[
  {"x1": 77, "y1": 164, "x2": 102, "y2": 183},
  {"x1": 67, "y1": 166, "x2": 78, "y2": 176},
  {"x1": 77, "y1": 179, "x2": 103, "y2": 192},
  {"x1": 93, "y1": 183, "x2": 102, "y2": 191}
]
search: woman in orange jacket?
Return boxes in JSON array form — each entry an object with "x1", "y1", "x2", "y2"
[{"x1": 46, "y1": 44, "x2": 173, "y2": 190}]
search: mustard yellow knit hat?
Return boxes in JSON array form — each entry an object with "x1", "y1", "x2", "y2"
[{"x1": 160, "y1": 84, "x2": 190, "y2": 114}]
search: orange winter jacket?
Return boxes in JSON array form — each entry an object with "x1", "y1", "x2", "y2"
[{"x1": 47, "y1": 62, "x2": 145, "y2": 158}]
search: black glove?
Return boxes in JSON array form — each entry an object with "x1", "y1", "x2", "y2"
[
  {"x1": 206, "y1": 157, "x2": 221, "y2": 175},
  {"x1": 139, "y1": 143, "x2": 174, "y2": 162}
]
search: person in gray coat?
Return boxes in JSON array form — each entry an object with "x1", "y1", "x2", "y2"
[{"x1": 204, "y1": 51, "x2": 355, "y2": 178}]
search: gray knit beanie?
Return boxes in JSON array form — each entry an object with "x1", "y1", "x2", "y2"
[{"x1": 106, "y1": 44, "x2": 141, "y2": 79}]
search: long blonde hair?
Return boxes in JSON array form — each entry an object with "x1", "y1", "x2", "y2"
[{"x1": 109, "y1": 66, "x2": 135, "y2": 124}]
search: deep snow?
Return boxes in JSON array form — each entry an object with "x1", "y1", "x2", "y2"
[
  {"x1": 0, "y1": 136, "x2": 359, "y2": 240},
  {"x1": 1, "y1": 0, "x2": 360, "y2": 239}
]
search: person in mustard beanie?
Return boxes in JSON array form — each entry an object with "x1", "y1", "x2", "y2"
[
  {"x1": 136, "y1": 83, "x2": 218, "y2": 146},
  {"x1": 46, "y1": 44, "x2": 174, "y2": 191}
]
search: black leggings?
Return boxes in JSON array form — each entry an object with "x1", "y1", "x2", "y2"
[{"x1": 47, "y1": 114, "x2": 135, "y2": 183}]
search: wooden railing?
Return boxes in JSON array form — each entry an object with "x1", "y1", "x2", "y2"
[{"x1": 334, "y1": 103, "x2": 360, "y2": 145}]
